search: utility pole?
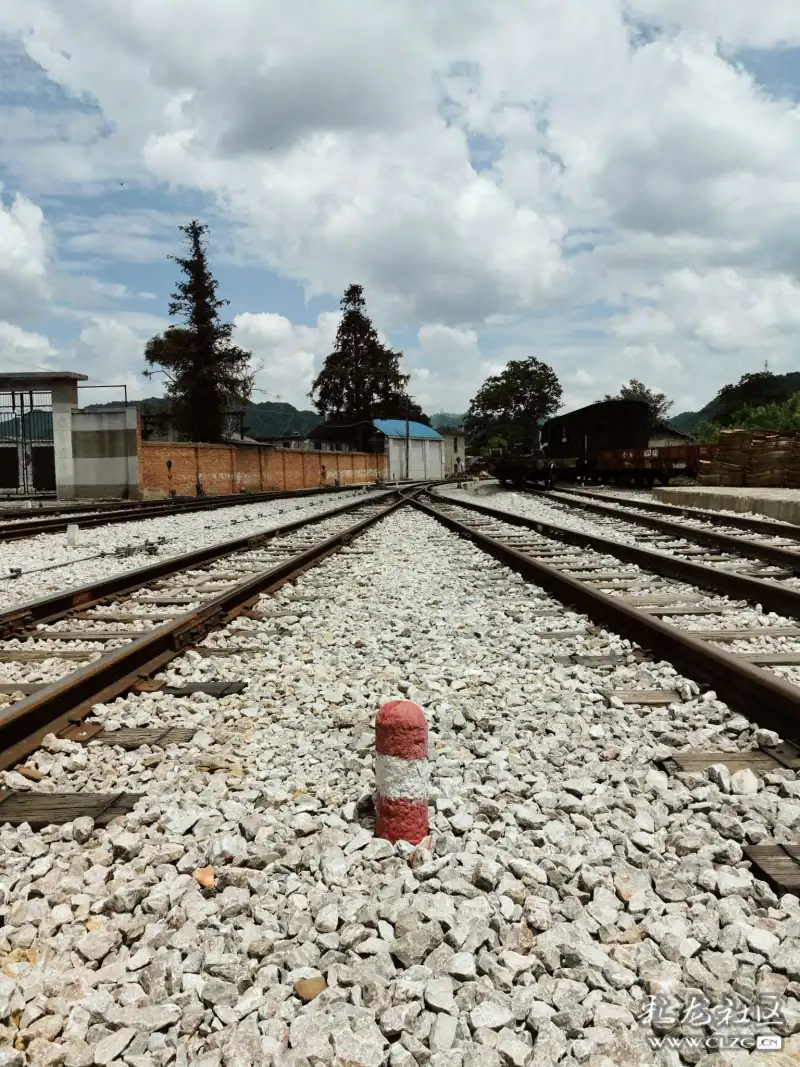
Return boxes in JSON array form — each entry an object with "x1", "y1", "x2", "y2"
[{"x1": 405, "y1": 395, "x2": 410, "y2": 481}]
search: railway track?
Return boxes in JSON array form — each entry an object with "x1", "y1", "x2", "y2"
[
  {"x1": 0, "y1": 485, "x2": 364, "y2": 542},
  {"x1": 2, "y1": 489, "x2": 800, "y2": 1062},
  {"x1": 0, "y1": 489, "x2": 405, "y2": 770},
  {"x1": 559, "y1": 485, "x2": 800, "y2": 537},
  {"x1": 421, "y1": 488, "x2": 800, "y2": 741}
]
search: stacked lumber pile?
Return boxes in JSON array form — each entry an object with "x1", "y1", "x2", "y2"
[
  {"x1": 697, "y1": 429, "x2": 753, "y2": 487},
  {"x1": 745, "y1": 432, "x2": 794, "y2": 487},
  {"x1": 785, "y1": 435, "x2": 800, "y2": 488},
  {"x1": 699, "y1": 428, "x2": 800, "y2": 487}
]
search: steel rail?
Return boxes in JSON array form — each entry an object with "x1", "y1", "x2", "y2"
[
  {"x1": 0, "y1": 485, "x2": 369, "y2": 542},
  {"x1": 560, "y1": 487, "x2": 800, "y2": 539},
  {"x1": 414, "y1": 495, "x2": 800, "y2": 737},
  {"x1": 0, "y1": 495, "x2": 407, "y2": 770},
  {"x1": 531, "y1": 489, "x2": 800, "y2": 573},
  {"x1": 0, "y1": 491, "x2": 398, "y2": 636},
  {"x1": 425, "y1": 490, "x2": 800, "y2": 619}
]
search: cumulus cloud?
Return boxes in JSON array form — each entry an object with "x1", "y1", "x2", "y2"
[
  {"x1": 0, "y1": 321, "x2": 55, "y2": 369},
  {"x1": 233, "y1": 311, "x2": 340, "y2": 410},
  {"x1": 0, "y1": 188, "x2": 49, "y2": 320},
  {"x1": 2, "y1": 0, "x2": 800, "y2": 412}
]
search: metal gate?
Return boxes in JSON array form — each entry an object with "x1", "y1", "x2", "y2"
[{"x1": 0, "y1": 390, "x2": 55, "y2": 494}]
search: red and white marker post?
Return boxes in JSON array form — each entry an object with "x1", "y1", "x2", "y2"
[{"x1": 375, "y1": 699, "x2": 429, "y2": 844}]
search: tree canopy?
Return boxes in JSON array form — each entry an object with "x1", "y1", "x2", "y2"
[
  {"x1": 309, "y1": 284, "x2": 427, "y2": 424},
  {"x1": 711, "y1": 371, "x2": 795, "y2": 425},
  {"x1": 144, "y1": 220, "x2": 253, "y2": 442},
  {"x1": 603, "y1": 379, "x2": 672, "y2": 424},
  {"x1": 465, "y1": 357, "x2": 562, "y2": 452}
]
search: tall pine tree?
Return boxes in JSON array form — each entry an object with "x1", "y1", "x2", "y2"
[
  {"x1": 310, "y1": 284, "x2": 426, "y2": 423},
  {"x1": 144, "y1": 220, "x2": 254, "y2": 442}
]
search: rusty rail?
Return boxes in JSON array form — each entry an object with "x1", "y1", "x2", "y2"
[
  {"x1": 561, "y1": 487, "x2": 800, "y2": 539},
  {"x1": 533, "y1": 489, "x2": 800, "y2": 573},
  {"x1": 0, "y1": 491, "x2": 397, "y2": 635},
  {"x1": 428, "y1": 491, "x2": 800, "y2": 620},
  {"x1": 0, "y1": 484, "x2": 371, "y2": 542},
  {"x1": 0, "y1": 494, "x2": 407, "y2": 769},
  {"x1": 415, "y1": 495, "x2": 800, "y2": 737}
]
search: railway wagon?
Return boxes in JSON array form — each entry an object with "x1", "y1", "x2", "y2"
[
  {"x1": 489, "y1": 399, "x2": 653, "y2": 486},
  {"x1": 596, "y1": 443, "x2": 719, "y2": 485},
  {"x1": 542, "y1": 398, "x2": 652, "y2": 469}
]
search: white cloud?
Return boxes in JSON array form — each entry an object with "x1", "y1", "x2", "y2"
[
  {"x1": 0, "y1": 188, "x2": 49, "y2": 320},
  {"x1": 233, "y1": 311, "x2": 340, "y2": 410},
  {"x1": 406, "y1": 324, "x2": 504, "y2": 412},
  {"x1": 1, "y1": 1, "x2": 800, "y2": 414},
  {"x1": 0, "y1": 321, "x2": 55, "y2": 370}
]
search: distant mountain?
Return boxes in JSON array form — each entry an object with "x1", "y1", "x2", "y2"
[
  {"x1": 85, "y1": 396, "x2": 323, "y2": 438},
  {"x1": 430, "y1": 412, "x2": 465, "y2": 429},
  {"x1": 242, "y1": 402, "x2": 322, "y2": 438},
  {"x1": 669, "y1": 371, "x2": 800, "y2": 434}
]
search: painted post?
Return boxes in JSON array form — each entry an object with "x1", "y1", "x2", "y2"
[{"x1": 375, "y1": 699, "x2": 428, "y2": 844}]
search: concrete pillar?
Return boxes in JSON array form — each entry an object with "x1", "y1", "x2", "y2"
[{"x1": 51, "y1": 379, "x2": 79, "y2": 500}]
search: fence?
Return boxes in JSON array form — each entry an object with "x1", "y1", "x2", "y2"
[
  {"x1": 138, "y1": 441, "x2": 387, "y2": 497},
  {"x1": 0, "y1": 390, "x2": 55, "y2": 494}
]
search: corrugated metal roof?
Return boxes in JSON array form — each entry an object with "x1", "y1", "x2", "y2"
[{"x1": 373, "y1": 419, "x2": 442, "y2": 440}]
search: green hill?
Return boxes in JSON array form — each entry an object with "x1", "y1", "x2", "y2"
[
  {"x1": 85, "y1": 397, "x2": 323, "y2": 438},
  {"x1": 670, "y1": 371, "x2": 800, "y2": 434},
  {"x1": 430, "y1": 412, "x2": 465, "y2": 429}
]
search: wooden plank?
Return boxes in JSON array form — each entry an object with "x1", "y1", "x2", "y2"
[
  {"x1": 534, "y1": 630, "x2": 587, "y2": 639},
  {"x1": 0, "y1": 649, "x2": 100, "y2": 662},
  {"x1": 662, "y1": 750, "x2": 782, "y2": 774},
  {"x1": 0, "y1": 791, "x2": 142, "y2": 828},
  {"x1": 72, "y1": 612, "x2": 181, "y2": 622},
  {"x1": 31, "y1": 631, "x2": 141, "y2": 641},
  {"x1": 642, "y1": 606, "x2": 732, "y2": 617},
  {"x1": 574, "y1": 652, "x2": 650, "y2": 666},
  {"x1": 86, "y1": 727, "x2": 197, "y2": 749},
  {"x1": 619, "y1": 594, "x2": 704, "y2": 605},
  {"x1": 136, "y1": 596, "x2": 199, "y2": 605},
  {"x1": 692, "y1": 628, "x2": 800, "y2": 641},
  {"x1": 738, "y1": 652, "x2": 800, "y2": 666},
  {"x1": 601, "y1": 689, "x2": 682, "y2": 705},
  {"x1": 744, "y1": 844, "x2": 800, "y2": 895},
  {"x1": 566, "y1": 571, "x2": 637, "y2": 581}
]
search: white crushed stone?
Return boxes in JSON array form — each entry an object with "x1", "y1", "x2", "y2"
[
  {"x1": 0, "y1": 489, "x2": 381, "y2": 608},
  {"x1": 1, "y1": 509, "x2": 799, "y2": 1065}
]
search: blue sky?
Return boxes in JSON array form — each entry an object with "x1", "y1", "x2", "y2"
[{"x1": 1, "y1": 2, "x2": 800, "y2": 418}]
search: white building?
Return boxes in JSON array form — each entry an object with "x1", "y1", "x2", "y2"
[
  {"x1": 372, "y1": 419, "x2": 444, "y2": 480},
  {"x1": 437, "y1": 427, "x2": 467, "y2": 476}
]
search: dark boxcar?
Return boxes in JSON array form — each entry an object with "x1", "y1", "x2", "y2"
[
  {"x1": 596, "y1": 443, "x2": 718, "y2": 484},
  {"x1": 541, "y1": 400, "x2": 651, "y2": 465}
]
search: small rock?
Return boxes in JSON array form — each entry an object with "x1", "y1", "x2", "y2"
[
  {"x1": 294, "y1": 976, "x2": 327, "y2": 1002},
  {"x1": 192, "y1": 866, "x2": 215, "y2": 889},
  {"x1": 470, "y1": 998, "x2": 514, "y2": 1031}
]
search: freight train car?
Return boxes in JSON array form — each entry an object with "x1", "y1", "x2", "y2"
[
  {"x1": 486, "y1": 400, "x2": 713, "y2": 487},
  {"x1": 596, "y1": 443, "x2": 718, "y2": 484},
  {"x1": 487, "y1": 400, "x2": 653, "y2": 487}
]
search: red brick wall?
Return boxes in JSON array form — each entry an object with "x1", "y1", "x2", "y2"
[{"x1": 139, "y1": 441, "x2": 386, "y2": 498}]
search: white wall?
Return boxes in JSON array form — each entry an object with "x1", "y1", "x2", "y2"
[{"x1": 386, "y1": 437, "x2": 443, "y2": 479}]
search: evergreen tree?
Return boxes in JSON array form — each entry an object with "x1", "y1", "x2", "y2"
[
  {"x1": 144, "y1": 220, "x2": 254, "y2": 442},
  {"x1": 310, "y1": 284, "x2": 425, "y2": 422}
]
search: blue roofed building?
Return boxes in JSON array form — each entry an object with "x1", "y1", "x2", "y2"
[{"x1": 309, "y1": 418, "x2": 445, "y2": 481}]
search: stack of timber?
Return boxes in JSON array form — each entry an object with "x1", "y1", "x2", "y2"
[
  {"x1": 745, "y1": 431, "x2": 792, "y2": 488},
  {"x1": 696, "y1": 429, "x2": 800, "y2": 488},
  {"x1": 697, "y1": 429, "x2": 752, "y2": 486},
  {"x1": 785, "y1": 435, "x2": 800, "y2": 489}
]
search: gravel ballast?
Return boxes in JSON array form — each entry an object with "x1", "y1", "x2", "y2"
[
  {"x1": 0, "y1": 509, "x2": 799, "y2": 1065},
  {"x1": 0, "y1": 489, "x2": 380, "y2": 609}
]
